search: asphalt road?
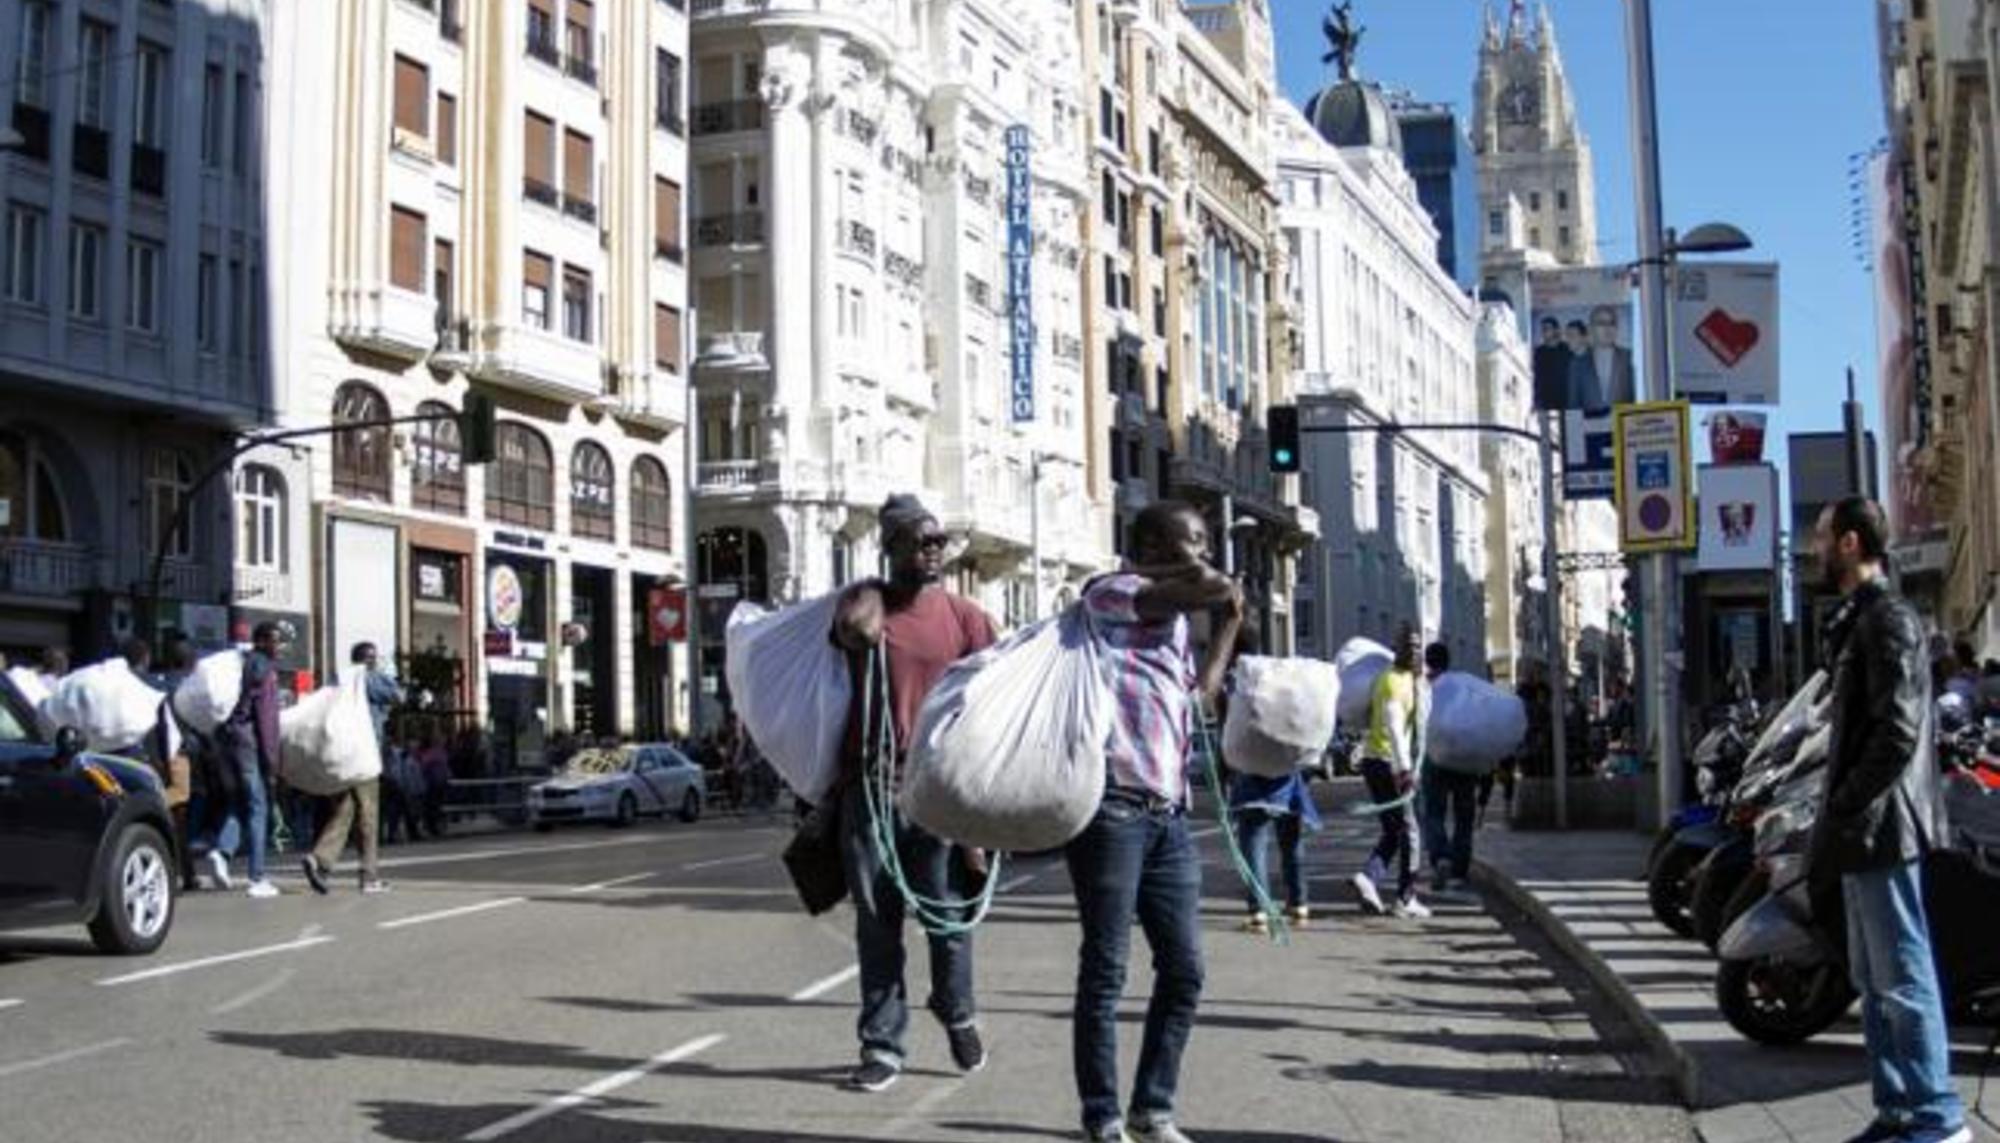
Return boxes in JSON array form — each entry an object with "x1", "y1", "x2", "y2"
[{"x1": 0, "y1": 783, "x2": 1699, "y2": 1143}]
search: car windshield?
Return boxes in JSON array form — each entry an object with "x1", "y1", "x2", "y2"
[{"x1": 561, "y1": 748, "x2": 633, "y2": 776}]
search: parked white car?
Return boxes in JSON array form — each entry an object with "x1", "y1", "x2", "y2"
[{"x1": 527, "y1": 744, "x2": 706, "y2": 830}]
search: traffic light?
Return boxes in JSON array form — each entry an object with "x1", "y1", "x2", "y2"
[
  {"x1": 460, "y1": 392, "x2": 498, "y2": 465},
  {"x1": 1267, "y1": 403, "x2": 1301, "y2": 473}
]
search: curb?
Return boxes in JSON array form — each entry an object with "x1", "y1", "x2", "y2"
[{"x1": 1470, "y1": 855, "x2": 1705, "y2": 1110}]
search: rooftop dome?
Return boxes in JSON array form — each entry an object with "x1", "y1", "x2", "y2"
[{"x1": 1305, "y1": 81, "x2": 1403, "y2": 152}]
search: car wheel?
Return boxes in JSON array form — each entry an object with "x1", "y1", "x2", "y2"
[
  {"x1": 678, "y1": 789, "x2": 702, "y2": 824},
  {"x1": 614, "y1": 793, "x2": 637, "y2": 828},
  {"x1": 88, "y1": 823, "x2": 175, "y2": 955}
]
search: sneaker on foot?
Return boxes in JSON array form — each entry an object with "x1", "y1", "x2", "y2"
[
  {"x1": 946, "y1": 1022, "x2": 987, "y2": 1073},
  {"x1": 1082, "y1": 1123, "x2": 1130, "y2": 1143},
  {"x1": 206, "y1": 850, "x2": 234, "y2": 891},
  {"x1": 245, "y1": 879, "x2": 280, "y2": 899},
  {"x1": 1351, "y1": 872, "x2": 1384, "y2": 914},
  {"x1": 301, "y1": 857, "x2": 329, "y2": 895},
  {"x1": 1129, "y1": 1118, "x2": 1196, "y2": 1143},
  {"x1": 1285, "y1": 905, "x2": 1311, "y2": 927},
  {"x1": 359, "y1": 879, "x2": 391, "y2": 895},
  {"x1": 1900, "y1": 1126, "x2": 1971, "y2": 1143},
  {"x1": 1239, "y1": 912, "x2": 1268, "y2": 933},
  {"x1": 845, "y1": 1058, "x2": 900, "y2": 1093},
  {"x1": 1390, "y1": 896, "x2": 1432, "y2": 919}
]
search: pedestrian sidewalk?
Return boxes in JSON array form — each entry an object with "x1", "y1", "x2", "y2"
[{"x1": 1472, "y1": 823, "x2": 2000, "y2": 1143}]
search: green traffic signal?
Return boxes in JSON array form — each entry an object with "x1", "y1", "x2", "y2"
[{"x1": 1267, "y1": 404, "x2": 1301, "y2": 474}]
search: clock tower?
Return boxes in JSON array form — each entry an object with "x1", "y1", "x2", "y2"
[{"x1": 1473, "y1": 1, "x2": 1598, "y2": 275}]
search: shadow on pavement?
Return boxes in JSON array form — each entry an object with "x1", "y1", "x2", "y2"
[
  {"x1": 0, "y1": 935, "x2": 100, "y2": 961},
  {"x1": 212, "y1": 1028, "x2": 641, "y2": 1073},
  {"x1": 535, "y1": 995, "x2": 701, "y2": 1014},
  {"x1": 940, "y1": 1122, "x2": 1330, "y2": 1142},
  {"x1": 1273, "y1": 1056, "x2": 1680, "y2": 1106},
  {"x1": 364, "y1": 1101, "x2": 981, "y2": 1142}
]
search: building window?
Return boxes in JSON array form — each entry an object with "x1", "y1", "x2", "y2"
[
  {"x1": 232, "y1": 71, "x2": 253, "y2": 175},
  {"x1": 1150, "y1": 206, "x2": 1163, "y2": 257},
  {"x1": 654, "y1": 176, "x2": 682, "y2": 261},
  {"x1": 1528, "y1": 226, "x2": 1541, "y2": 248},
  {"x1": 125, "y1": 240, "x2": 161, "y2": 333},
  {"x1": 331, "y1": 381, "x2": 392, "y2": 501},
  {"x1": 487, "y1": 422, "x2": 554, "y2": 531},
  {"x1": 654, "y1": 303, "x2": 681, "y2": 372},
  {"x1": 0, "y1": 432, "x2": 68, "y2": 541},
  {"x1": 562, "y1": 129, "x2": 594, "y2": 215},
  {"x1": 632, "y1": 457, "x2": 671, "y2": 551},
  {"x1": 526, "y1": 0, "x2": 558, "y2": 61},
  {"x1": 235, "y1": 464, "x2": 286, "y2": 571},
  {"x1": 146, "y1": 449, "x2": 195, "y2": 561},
  {"x1": 523, "y1": 110, "x2": 556, "y2": 203},
  {"x1": 436, "y1": 92, "x2": 457, "y2": 165},
  {"x1": 1557, "y1": 189, "x2": 1569, "y2": 212},
  {"x1": 569, "y1": 442, "x2": 614, "y2": 541},
  {"x1": 1529, "y1": 190, "x2": 1541, "y2": 212},
  {"x1": 196, "y1": 254, "x2": 218, "y2": 349},
  {"x1": 1147, "y1": 127, "x2": 1161, "y2": 175},
  {"x1": 67, "y1": 223, "x2": 101, "y2": 321},
  {"x1": 15, "y1": 2, "x2": 50, "y2": 108},
  {"x1": 227, "y1": 258, "x2": 244, "y2": 355},
  {"x1": 202, "y1": 65, "x2": 224, "y2": 167},
  {"x1": 522, "y1": 249, "x2": 552, "y2": 328},
  {"x1": 390, "y1": 206, "x2": 426, "y2": 292},
  {"x1": 1558, "y1": 225, "x2": 1571, "y2": 249},
  {"x1": 433, "y1": 238, "x2": 454, "y2": 328},
  {"x1": 76, "y1": 19, "x2": 110, "y2": 128},
  {"x1": 655, "y1": 48, "x2": 682, "y2": 132},
  {"x1": 133, "y1": 42, "x2": 168, "y2": 147},
  {"x1": 561, "y1": 265, "x2": 591, "y2": 342},
  {"x1": 1487, "y1": 210, "x2": 1502, "y2": 237},
  {"x1": 5, "y1": 204, "x2": 44, "y2": 305},
  {"x1": 393, "y1": 54, "x2": 429, "y2": 144},
  {"x1": 410, "y1": 400, "x2": 464, "y2": 515},
  {"x1": 564, "y1": 0, "x2": 594, "y2": 78}
]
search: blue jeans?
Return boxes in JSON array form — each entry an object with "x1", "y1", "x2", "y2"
[
  {"x1": 1236, "y1": 808, "x2": 1306, "y2": 911},
  {"x1": 1420, "y1": 767, "x2": 1480, "y2": 881},
  {"x1": 837, "y1": 783, "x2": 974, "y2": 1068},
  {"x1": 1066, "y1": 795, "x2": 1204, "y2": 1134},
  {"x1": 206, "y1": 728, "x2": 269, "y2": 882},
  {"x1": 1843, "y1": 861, "x2": 1964, "y2": 1131}
]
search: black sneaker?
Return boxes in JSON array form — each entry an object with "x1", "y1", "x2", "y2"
[
  {"x1": 946, "y1": 1022, "x2": 988, "y2": 1073},
  {"x1": 845, "y1": 1059, "x2": 900, "y2": 1093},
  {"x1": 301, "y1": 857, "x2": 330, "y2": 896}
]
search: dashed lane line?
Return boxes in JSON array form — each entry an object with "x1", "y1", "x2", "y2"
[
  {"x1": 460, "y1": 1033, "x2": 727, "y2": 1142},
  {"x1": 96, "y1": 935, "x2": 336, "y2": 987},
  {"x1": 567, "y1": 871, "x2": 662, "y2": 894},
  {"x1": 790, "y1": 965, "x2": 861, "y2": 1003},
  {"x1": 680, "y1": 853, "x2": 769, "y2": 872},
  {"x1": 0, "y1": 1038, "x2": 133, "y2": 1080},
  {"x1": 0, "y1": 999, "x2": 20, "y2": 1011},
  {"x1": 377, "y1": 897, "x2": 527, "y2": 931}
]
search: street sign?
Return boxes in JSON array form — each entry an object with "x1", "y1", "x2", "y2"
[
  {"x1": 1671, "y1": 263, "x2": 1781, "y2": 405},
  {"x1": 1613, "y1": 401, "x2": 1695, "y2": 552},
  {"x1": 1005, "y1": 123, "x2": 1035, "y2": 424}
]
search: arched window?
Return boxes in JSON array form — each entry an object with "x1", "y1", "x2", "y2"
[
  {"x1": 486, "y1": 422, "x2": 553, "y2": 530},
  {"x1": 569, "y1": 441, "x2": 614, "y2": 541},
  {"x1": 146, "y1": 449, "x2": 194, "y2": 560},
  {"x1": 631, "y1": 456, "x2": 672, "y2": 551},
  {"x1": 411, "y1": 400, "x2": 465, "y2": 515},
  {"x1": 331, "y1": 381, "x2": 392, "y2": 501},
  {"x1": 234, "y1": 464, "x2": 286, "y2": 571},
  {"x1": 0, "y1": 432, "x2": 68, "y2": 542}
]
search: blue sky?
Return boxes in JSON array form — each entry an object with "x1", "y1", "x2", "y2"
[{"x1": 1270, "y1": 0, "x2": 1886, "y2": 507}]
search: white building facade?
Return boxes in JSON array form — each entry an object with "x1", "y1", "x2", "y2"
[{"x1": 1475, "y1": 297, "x2": 1546, "y2": 686}]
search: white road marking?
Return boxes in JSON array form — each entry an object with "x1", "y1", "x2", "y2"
[
  {"x1": 0, "y1": 1038, "x2": 132, "y2": 1080},
  {"x1": 96, "y1": 935, "x2": 335, "y2": 986},
  {"x1": 567, "y1": 871, "x2": 661, "y2": 894},
  {"x1": 210, "y1": 968, "x2": 296, "y2": 1015},
  {"x1": 0, "y1": 999, "x2": 20, "y2": 1011},
  {"x1": 681, "y1": 853, "x2": 767, "y2": 872},
  {"x1": 880, "y1": 1078, "x2": 967, "y2": 1138},
  {"x1": 789, "y1": 965, "x2": 860, "y2": 1003},
  {"x1": 461, "y1": 1033, "x2": 726, "y2": 1142},
  {"x1": 371, "y1": 832, "x2": 697, "y2": 872},
  {"x1": 995, "y1": 873, "x2": 1039, "y2": 894},
  {"x1": 378, "y1": 897, "x2": 527, "y2": 930}
]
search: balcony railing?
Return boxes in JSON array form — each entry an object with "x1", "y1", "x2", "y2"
[
  {"x1": 883, "y1": 250, "x2": 922, "y2": 289},
  {"x1": 523, "y1": 177, "x2": 559, "y2": 207},
  {"x1": 526, "y1": 34, "x2": 562, "y2": 68},
  {"x1": 655, "y1": 238, "x2": 685, "y2": 264},
  {"x1": 131, "y1": 143, "x2": 166, "y2": 197},
  {"x1": 0, "y1": 540, "x2": 96, "y2": 598},
  {"x1": 73, "y1": 123, "x2": 110, "y2": 179},
  {"x1": 698, "y1": 459, "x2": 764, "y2": 490},
  {"x1": 964, "y1": 173, "x2": 993, "y2": 205},
  {"x1": 964, "y1": 274, "x2": 992, "y2": 312},
  {"x1": 565, "y1": 54, "x2": 598, "y2": 87},
  {"x1": 694, "y1": 211, "x2": 765, "y2": 247},
  {"x1": 656, "y1": 108, "x2": 686, "y2": 135},
  {"x1": 844, "y1": 109, "x2": 878, "y2": 145},
  {"x1": 838, "y1": 219, "x2": 876, "y2": 258},
  {"x1": 233, "y1": 566, "x2": 293, "y2": 605},
  {"x1": 562, "y1": 195, "x2": 598, "y2": 225},
  {"x1": 691, "y1": 99, "x2": 764, "y2": 136}
]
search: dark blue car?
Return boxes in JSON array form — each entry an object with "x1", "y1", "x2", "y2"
[{"x1": 0, "y1": 674, "x2": 177, "y2": 954}]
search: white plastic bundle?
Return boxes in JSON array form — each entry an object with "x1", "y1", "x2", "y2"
[
  {"x1": 1426, "y1": 671, "x2": 1528, "y2": 774},
  {"x1": 277, "y1": 673, "x2": 381, "y2": 795},
  {"x1": 724, "y1": 593, "x2": 850, "y2": 805},
  {"x1": 1221, "y1": 655, "x2": 1341, "y2": 778},
  {"x1": 899, "y1": 606, "x2": 1113, "y2": 852},
  {"x1": 171, "y1": 650, "x2": 243, "y2": 734},
  {"x1": 1334, "y1": 638, "x2": 1393, "y2": 727},
  {"x1": 42, "y1": 658, "x2": 164, "y2": 753},
  {"x1": 5, "y1": 665, "x2": 54, "y2": 735}
]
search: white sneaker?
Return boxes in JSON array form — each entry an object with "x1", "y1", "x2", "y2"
[
  {"x1": 205, "y1": 850, "x2": 234, "y2": 891},
  {"x1": 1350, "y1": 872, "x2": 1385, "y2": 914},
  {"x1": 245, "y1": 879, "x2": 280, "y2": 899},
  {"x1": 1390, "y1": 896, "x2": 1432, "y2": 919}
]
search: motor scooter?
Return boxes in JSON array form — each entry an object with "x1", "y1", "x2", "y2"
[{"x1": 1643, "y1": 700, "x2": 1760, "y2": 935}]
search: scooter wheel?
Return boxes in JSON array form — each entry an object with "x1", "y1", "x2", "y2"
[
  {"x1": 1715, "y1": 957, "x2": 1855, "y2": 1045},
  {"x1": 1645, "y1": 840, "x2": 1706, "y2": 939}
]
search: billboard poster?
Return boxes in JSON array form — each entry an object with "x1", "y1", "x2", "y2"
[
  {"x1": 1696, "y1": 463, "x2": 1778, "y2": 573},
  {"x1": 1705, "y1": 410, "x2": 1767, "y2": 464},
  {"x1": 1871, "y1": 147, "x2": 1937, "y2": 542},
  {"x1": 1613, "y1": 401, "x2": 1695, "y2": 552},
  {"x1": 1531, "y1": 268, "x2": 1632, "y2": 500},
  {"x1": 1005, "y1": 124, "x2": 1035, "y2": 424},
  {"x1": 1671, "y1": 262, "x2": 1781, "y2": 405}
]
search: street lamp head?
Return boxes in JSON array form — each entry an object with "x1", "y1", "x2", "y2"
[{"x1": 1670, "y1": 222, "x2": 1753, "y2": 256}]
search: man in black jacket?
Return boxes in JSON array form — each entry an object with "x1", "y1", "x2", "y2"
[{"x1": 1809, "y1": 497, "x2": 1965, "y2": 1143}]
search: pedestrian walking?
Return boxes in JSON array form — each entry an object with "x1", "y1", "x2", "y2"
[
  {"x1": 1417, "y1": 643, "x2": 1479, "y2": 894},
  {"x1": 154, "y1": 637, "x2": 203, "y2": 891},
  {"x1": 420, "y1": 732, "x2": 454, "y2": 836},
  {"x1": 827, "y1": 494, "x2": 996, "y2": 1094},
  {"x1": 1068, "y1": 500, "x2": 1243, "y2": 1143},
  {"x1": 1223, "y1": 627, "x2": 1320, "y2": 932},
  {"x1": 1810, "y1": 497, "x2": 1968, "y2": 1143},
  {"x1": 381, "y1": 734, "x2": 426, "y2": 843},
  {"x1": 203, "y1": 622, "x2": 284, "y2": 898},
  {"x1": 301, "y1": 643, "x2": 396, "y2": 895},
  {"x1": 1352, "y1": 625, "x2": 1430, "y2": 919}
]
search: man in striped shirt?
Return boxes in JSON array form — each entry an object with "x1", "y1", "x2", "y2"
[{"x1": 1069, "y1": 500, "x2": 1243, "y2": 1143}]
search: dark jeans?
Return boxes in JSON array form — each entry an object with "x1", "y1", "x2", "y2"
[
  {"x1": 1420, "y1": 767, "x2": 1480, "y2": 881},
  {"x1": 1359, "y1": 759, "x2": 1418, "y2": 901},
  {"x1": 205, "y1": 728, "x2": 270, "y2": 882},
  {"x1": 837, "y1": 783, "x2": 975, "y2": 1068},
  {"x1": 1066, "y1": 795, "x2": 1204, "y2": 1134},
  {"x1": 1236, "y1": 808, "x2": 1306, "y2": 910}
]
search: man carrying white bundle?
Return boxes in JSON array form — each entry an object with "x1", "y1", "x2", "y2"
[{"x1": 827, "y1": 494, "x2": 995, "y2": 1094}]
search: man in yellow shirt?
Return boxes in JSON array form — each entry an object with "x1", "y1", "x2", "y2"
[{"x1": 1351, "y1": 626, "x2": 1430, "y2": 918}]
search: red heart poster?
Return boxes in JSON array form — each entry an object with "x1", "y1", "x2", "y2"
[
  {"x1": 648, "y1": 585, "x2": 688, "y2": 645},
  {"x1": 1695, "y1": 308, "x2": 1760, "y2": 368}
]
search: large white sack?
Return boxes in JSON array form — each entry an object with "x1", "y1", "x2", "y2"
[
  {"x1": 1426, "y1": 671, "x2": 1527, "y2": 774},
  {"x1": 42, "y1": 659, "x2": 163, "y2": 753},
  {"x1": 172, "y1": 650, "x2": 243, "y2": 735},
  {"x1": 5, "y1": 666, "x2": 54, "y2": 735},
  {"x1": 278, "y1": 674, "x2": 381, "y2": 795},
  {"x1": 1334, "y1": 638, "x2": 1393, "y2": 727},
  {"x1": 724, "y1": 593, "x2": 849, "y2": 805},
  {"x1": 1222, "y1": 655, "x2": 1341, "y2": 778},
  {"x1": 900, "y1": 605, "x2": 1112, "y2": 852}
]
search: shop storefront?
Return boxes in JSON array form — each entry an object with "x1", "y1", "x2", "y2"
[{"x1": 484, "y1": 542, "x2": 553, "y2": 773}]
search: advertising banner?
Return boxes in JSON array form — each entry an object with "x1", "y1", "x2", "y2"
[
  {"x1": 1531, "y1": 267, "x2": 1632, "y2": 499},
  {"x1": 1870, "y1": 147, "x2": 1939, "y2": 543},
  {"x1": 1705, "y1": 410, "x2": 1767, "y2": 465},
  {"x1": 1671, "y1": 262, "x2": 1781, "y2": 405},
  {"x1": 1696, "y1": 463, "x2": 1778, "y2": 572},
  {"x1": 1613, "y1": 402, "x2": 1695, "y2": 552},
  {"x1": 1005, "y1": 123, "x2": 1035, "y2": 424},
  {"x1": 647, "y1": 585, "x2": 688, "y2": 646}
]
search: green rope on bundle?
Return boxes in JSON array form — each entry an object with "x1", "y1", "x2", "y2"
[
  {"x1": 1191, "y1": 710, "x2": 1289, "y2": 945},
  {"x1": 859, "y1": 645, "x2": 1002, "y2": 937}
]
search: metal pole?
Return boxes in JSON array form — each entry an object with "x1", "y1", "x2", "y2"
[
  {"x1": 1625, "y1": 0, "x2": 1682, "y2": 830},
  {"x1": 683, "y1": 305, "x2": 700, "y2": 737},
  {"x1": 1843, "y1": 366, "x2": 1870, "y2": 496},
  {"x1": 1221, "y1": 492, "x2": 1236, "y2": 576},
  {"x1": 1028, "y1": 453, "x2": 1043, "y2": 621},
  {"x1": 1538, "y1": 413, "x2": 1570, "y2": 829}
]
